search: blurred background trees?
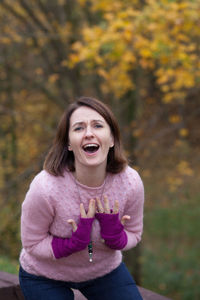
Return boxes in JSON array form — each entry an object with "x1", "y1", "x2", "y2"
[{"x1": 0, "y1": 0, "x2": 200, "y2": 299}]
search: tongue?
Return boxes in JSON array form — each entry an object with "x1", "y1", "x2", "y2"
[{"x1": 85, "y1": 146, "x2": 98, "y2": 153}]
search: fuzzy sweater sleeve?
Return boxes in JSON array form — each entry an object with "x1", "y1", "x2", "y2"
[
  {"x1": 21, "y1": 175, "x2": 55, "y2": 260},
  {"x1": 122, "y1": 170, "x2": 144, "y2": 251}
]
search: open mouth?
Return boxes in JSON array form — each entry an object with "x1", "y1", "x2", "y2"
[{"x1": 82, "y1": 143, "x2": 100, "y2": 153}]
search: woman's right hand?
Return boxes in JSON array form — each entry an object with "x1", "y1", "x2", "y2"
[
  {"x1": 52, "y1": 199, "x2": 95, "y2": 259},
  {"x1": 67, "y1": 199, "x2": 96, "y2": 232}
]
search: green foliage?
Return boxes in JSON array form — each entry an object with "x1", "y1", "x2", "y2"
[{"x1": 140, "y1": 159, "x2": 200, "y2": 299}]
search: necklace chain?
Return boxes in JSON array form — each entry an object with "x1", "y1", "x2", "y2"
[{"x1": 73, "y1": 174, "x2": 107, "y2": 263}]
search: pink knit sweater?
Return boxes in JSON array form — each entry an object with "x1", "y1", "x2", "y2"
[{"x1": 19, "y1": 166, "x2": 144, "y2": 282}]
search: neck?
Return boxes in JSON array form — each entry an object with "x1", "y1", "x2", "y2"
[{"x1": 74, "y1": 164, "x2": 107, "y2": 187}]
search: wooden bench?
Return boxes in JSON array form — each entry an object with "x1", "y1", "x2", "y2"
[{"x1": 0, "y1": 271, "x2": 171, "y2": 300}]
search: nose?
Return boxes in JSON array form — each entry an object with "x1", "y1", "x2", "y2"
[{"x1": 85, "y1": 125, "x2": 94, "y2": 138}]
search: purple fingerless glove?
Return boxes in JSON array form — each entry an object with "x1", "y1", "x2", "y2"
[
  {"x1": 52, "y1": 217, "x2": 94, "y2": 259},
  {"x1": 95, "y1": 213, "x2": 127, "y2": 250}
]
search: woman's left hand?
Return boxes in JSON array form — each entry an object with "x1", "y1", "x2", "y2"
[
  {"x1": 95, "y1": 196, "x2": 129, "y2": 249},
  {"x1": 96, "y1": 196, "x2": 130, "y2": 226}
]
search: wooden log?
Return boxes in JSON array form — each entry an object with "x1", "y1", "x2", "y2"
[
  {"x1": 0, "y1": 271, "x2": 172, "y2": 300},
  {"x1": 0, "y1": 271, "x2": 23, "y2": 300}
]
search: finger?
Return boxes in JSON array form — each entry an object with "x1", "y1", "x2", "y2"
[
  {"x1": 80, "y1": 203, "x2": 87, "y2": 218},
  {"x1": 87, "y1": 199, "x2": 96, "y2": 218},
  {"x1": 96, "y1": 197, "x2": 104, "y2": 213},
  {"x1": 113, "y1": 200, "x2": 119, "y2": 214},
  {"x1": 67, "y1": 219, "x2": 78, "y2": 232},
  {"x1": 104, "y1": 195, "x2": 110, "y2": 214},
  {"x1": 121, "y1": 215, "x2": 131, "y2": 226}
]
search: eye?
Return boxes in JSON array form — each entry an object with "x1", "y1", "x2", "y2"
[
  {"x1": 74, "y1": 126, "x2": 83, "y2": 131},
  {"x1": 94, "y1": 123, "x2": 103, "y2": 128}
]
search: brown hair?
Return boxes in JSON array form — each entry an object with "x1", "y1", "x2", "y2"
[{"x1": 43, "y1": 97, "x2": 127, "y2": 176}]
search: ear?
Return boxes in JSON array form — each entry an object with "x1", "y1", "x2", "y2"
[
  {"x1": 109, "y1": 135, "x2": 114, "y2": 148},
  {"x1": 68, "y1": 144, "x2": 72, "y2": 151}
]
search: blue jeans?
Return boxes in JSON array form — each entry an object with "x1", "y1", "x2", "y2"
[{"x1": 19, "y1": 262, "x2": 143, "y2": 300}]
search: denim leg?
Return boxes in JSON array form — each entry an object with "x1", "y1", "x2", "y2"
[
  {"x1": 80, "y1": 262, "x2": 143, "y2": 300},
  {"x1": 19, "y1": 266, "x2": 74, "y2": 300}
]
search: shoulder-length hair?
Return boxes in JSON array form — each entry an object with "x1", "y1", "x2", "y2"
[{"x1": 43, "y1": 97, "x2": 127, "y2": 176}]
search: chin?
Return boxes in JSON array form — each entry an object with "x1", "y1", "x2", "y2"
[{"x1": 83, "y1": 160, "x2": 106, "y2": 168}]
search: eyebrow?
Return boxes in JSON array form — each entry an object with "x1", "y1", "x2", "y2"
[{"x1": 72, "y1": 119, "x2": 105, "y2": 128}]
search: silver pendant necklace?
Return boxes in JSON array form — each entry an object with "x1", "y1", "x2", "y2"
[{"x1": 73, "y1": 174, "x2": 107, "y2": 263}]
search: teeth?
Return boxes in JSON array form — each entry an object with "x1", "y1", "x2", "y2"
[{"x1": 83, "y1": 144, "x2": 98, "y2": 148}]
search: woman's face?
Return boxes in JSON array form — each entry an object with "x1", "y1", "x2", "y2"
[{"x1": 68, "y1": 106, "x2": 114, "y2": 171}]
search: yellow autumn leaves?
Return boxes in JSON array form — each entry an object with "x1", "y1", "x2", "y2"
[
  {"x1": 166, "y1": 161, "x2": 193, "y2": 192},
  {"x1": 1, "y1": 0, "x2": 199, "y2": 100},
  {"x1": 66, "y1": 0, "x2": 200, "y2": 99}
]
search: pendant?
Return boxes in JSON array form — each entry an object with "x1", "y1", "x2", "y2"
[{"x1": 88, "y1": 241, "x2": 93, "y2": 262}]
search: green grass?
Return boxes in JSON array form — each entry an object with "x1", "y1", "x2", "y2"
[
  {"x1": 0, "y1": 256, "x2": 19, "y2": 275},
  {"x1": 141, "y1": 198, "x2": 200, "y2": 300}
]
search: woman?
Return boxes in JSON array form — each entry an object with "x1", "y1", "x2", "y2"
[{"x1": 19, "y1": 96, "x2": 144, "y2": 300}]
